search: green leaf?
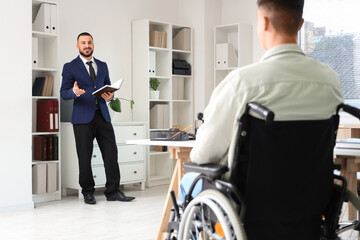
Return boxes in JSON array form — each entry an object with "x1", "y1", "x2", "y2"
[
  {"x1": 109, "y1": 98, "x2": 121, "y2": 112},
  {"x1": 130, "y1": 100, "x2": 135, "y2": 110}
]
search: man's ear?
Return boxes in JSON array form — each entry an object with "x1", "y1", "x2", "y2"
[
  {"x1": 263, "y1": 15, "x2": 270, "y2": 31},
  {"x1": 298, "y1": 18, "x2": 304, "y2": 31}
]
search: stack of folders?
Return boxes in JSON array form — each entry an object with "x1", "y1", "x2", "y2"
[
  {"x1": 32, "y1": 163, "x2": 57, "y2": 194},
  {"x1": 336, "y1": 138, "x2": 360, "y2": 149},
  {"x1": 33, "y1": 135, "x2": 59, "y2": 161},
  {"x1": 32, "y1": 76, "x2": 54, "y2": 96},
  {"x1": 36, "y1": 100, "x2": 59, "y2": 132}
]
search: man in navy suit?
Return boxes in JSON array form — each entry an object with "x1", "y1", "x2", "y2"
[{"x1": 60, "y1": 32, "x2": 134, "y2": 204}]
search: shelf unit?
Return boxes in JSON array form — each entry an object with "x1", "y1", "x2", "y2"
[
  {"x1": 31, "y1": 0, "x2": 61, "y2": 203},
  {"x1": 214, "y1": 23, "x2": 253, "y2": 87},
  {"x1": 132, "y1": 19, "x2": 194, "y2": 186}
]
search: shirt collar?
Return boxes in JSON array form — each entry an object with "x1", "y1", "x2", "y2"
[
  {"x1": 260, "y1": 44, "x2": 305, "y2": 62},
  {"x1": 79, "y1": 55, "x2": 95, "y2": 65}
]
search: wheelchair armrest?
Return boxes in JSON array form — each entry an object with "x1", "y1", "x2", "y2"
[{"x1": 183, "y1": 162, "x2": 229, "y2": 178}]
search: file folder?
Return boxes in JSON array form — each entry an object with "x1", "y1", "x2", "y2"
[
  {"x1": 32, "y1": 37, "x2": 38, "y2": 67},
  {"x1": 32, "y1": 164, "x2": 47, "y2": 194},
  {"x1": 47, "y1": 163, "x2": 57, "y2": 193},
  {"x1": 50, "y1": 4, "x2": 57, "y2": 34},
  {"x1": 32, "y1": 3, "x2": 51, "y2": 33},
  {"x1": 149, "y1": 51, "x2": 156, "y2": 76},
  {"x1": 37, "y1": 100, "x2": 59, "y2": 132}
]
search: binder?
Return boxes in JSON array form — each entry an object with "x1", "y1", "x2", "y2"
[
  {"x1": 173, "y1": 76, "x2": 184, "y2": 100},
  {"x1": 149, "y1": 51, "x2": 156, "y2": 76},
  {"x1": 150, "y1": 104, "x2": 170, "y2": 129},
  {"x1": 32, "y1": 164, "x2": 47, "y2": 194},
  {"x1": 150, "y1": 104, "x2": 164, "y2": 129},
  {"x1": 32, "y1": 37, "x2": 38, "y2": 67},
  {"x1": 46, "y1": 163, "x2": 57, "y2": 193},
  {"x1": 33, "y1": 136, "x2": 44, "y2": 160},
  {"x1": 53, "y1": 100, "x2": 59, "y2": 131},
  {"x1": 47, "y1": 135, "x2": 53, "y2": 160},
  {"x1": 37, "y1": 100, "x2": 54, "y2": 132},
  {"x1": 32, "y1": 77, "x2": 45, "y2": 96},
  {"x1": 216, "y1": 43, "x2": 238, "y2": 69},
  {"x1": 50, "y1": 4, "x2": 57, "y2": 34},
  {"x1": 53, "y1": 135, "x2": 58, "y2": 160},
  {"x1": 32, "y1": 3, "x2": 51, "y2": 33}
]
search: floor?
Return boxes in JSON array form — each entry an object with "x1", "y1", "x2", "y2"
[{"x1": 0, "y1": 184, "x2": 169, "y2": 240}]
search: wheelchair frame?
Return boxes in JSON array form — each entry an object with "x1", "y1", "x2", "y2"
[{"x1": 166, "y1": 103, "x2": 360, "y2": 240}]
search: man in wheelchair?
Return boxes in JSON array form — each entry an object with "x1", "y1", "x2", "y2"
[{"x1": 166, "y1": 0, "x2": 347, "y2": 239}]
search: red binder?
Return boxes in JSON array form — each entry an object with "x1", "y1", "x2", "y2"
[
  {"x1": 37, "y1": 100, "x2": 59, "y2": 132},
  {"x1": 53, "y1": 101, "x2": 59, "y2": 132}
]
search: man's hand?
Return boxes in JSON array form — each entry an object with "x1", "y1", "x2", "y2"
[
  {"x1": 73, "y1": 81, "x2": 85, "y2": 96},
  {"x1": 101, "y1": 92, "x2": 114, "y2": 101}
]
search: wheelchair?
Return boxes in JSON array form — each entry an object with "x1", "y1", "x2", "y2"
[{"x1": 166, "y1": 103, "x2": 360, "y2": 240}]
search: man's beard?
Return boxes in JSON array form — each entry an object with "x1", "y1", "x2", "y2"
[{"x1": 79, "y1": 48, "x2": 93, "y2": 58}]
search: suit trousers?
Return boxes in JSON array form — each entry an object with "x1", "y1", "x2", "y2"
[{"x1": 73, "y1": 109, "x2": 120, "y2": 197}]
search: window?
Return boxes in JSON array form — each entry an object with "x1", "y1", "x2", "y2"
[{"x1": 300, "y1": 0, "x2": 360, "y2": 107}]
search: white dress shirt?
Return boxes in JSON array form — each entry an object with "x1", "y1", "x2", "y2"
[{"x1": 190, "y1": 44, "x2": 344, "y2": 179}]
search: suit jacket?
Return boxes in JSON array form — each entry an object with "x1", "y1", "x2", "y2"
[{"x1": 60, "y1": 56, "x2": 111, "y2": 124}]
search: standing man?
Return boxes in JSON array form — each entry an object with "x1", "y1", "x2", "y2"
[{"x1": 60, "y1": 32, "x2": 134, "y2": 204}]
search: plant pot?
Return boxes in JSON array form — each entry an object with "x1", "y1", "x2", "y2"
[{"x1": 150, "y1": 90, "x2": 160, "y2": 100}]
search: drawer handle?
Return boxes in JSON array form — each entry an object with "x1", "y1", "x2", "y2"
[
  {"x1": 93, "y1": 175, "x2": 97, "y2": 178},
  {"x1": 133, "y1": 152, "x2": 137, "y2": 155},
  {"x1": 134, "y1": 171, "x2": 137, "y2": 174},
  {"x1": 133, "y1": 132, "x2": 137, "y2": 136}
]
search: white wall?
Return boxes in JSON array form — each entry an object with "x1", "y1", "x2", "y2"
[
  {"x1": 58, "y1": 0, "x2": 182, "y2": 122},
  {"x1": 0, "y1": 0, "x2": 34, "y2": 212},
  {"x1": 0, "y1": 0, "x2": 260, "y2": 213},
  {"x1": 221, "y1": 0, "x2": 264, "y2": 62}
]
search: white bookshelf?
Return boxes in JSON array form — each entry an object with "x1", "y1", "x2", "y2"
[
  {"x1": 132, "y1": 19, "x2": 194, "y2": 187},
  {"x1": 214, "y1": 23, "x2": 253, "y2": 87},
  {"x1": 31, "y1": 0, "x2": 61, "y2": 203}
]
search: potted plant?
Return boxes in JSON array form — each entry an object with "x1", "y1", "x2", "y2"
[
  {"x1": 109, "y1": 97, "x2": 135, "y2": 113},
  {"x1": 150, "y1": 77, "x2": 160, "y2": 100}
]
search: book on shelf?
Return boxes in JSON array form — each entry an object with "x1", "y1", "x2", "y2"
[
  {"x1": 33, "y1": 135, "x2": 58, "y2": 161},
  {"x1": 32, "y1": 77, "x2": 46, "y2": 96},
  {"x1": 92, "y1": 79, "x2": 124, "y2": 97},
  {"x1": 32, "y1": 76, "x2": 54, "y2": 96},
  {"x1": 40, "y1": 76, "x2": 54, "y2": 96}
]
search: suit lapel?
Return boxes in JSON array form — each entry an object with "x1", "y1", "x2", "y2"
[
  {"x1": 75, "y1": 56, "x2": 93, "y2": 84},
  {"x1": 94, "y1": 58, "x2": 103, "y2": 84}
]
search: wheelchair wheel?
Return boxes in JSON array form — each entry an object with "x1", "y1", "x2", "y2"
[
  {"x1": 178, "y1": 189, "x2": 246, "y2": 240},
  {"x1": 337, "y1": 189, "x2": 360, "y2": 240}
]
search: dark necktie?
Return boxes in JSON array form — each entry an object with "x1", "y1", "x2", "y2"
[
  {"x1": 86, "y1": 61, "x2": 99, "y2": 109},
  {"x1": 86, "y1": 61, "x2": 96, "y2": 84}
]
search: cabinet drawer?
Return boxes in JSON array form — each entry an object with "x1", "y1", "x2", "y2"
[
  {"x1": 114, "y1": 126, "x2": 144, "y2": 143},
  {"x1": 118, "y1": 145, "x2": 144, "y2": 163},
  {"x1": 91, "y1": 147, "x2": 103, "y2": 165},
  {"x1": 120, "y1": 163, "x2": 144, "y2": 183},
  {"x1": 92, "y1": 166, "x2": 106, "y2": 186}
]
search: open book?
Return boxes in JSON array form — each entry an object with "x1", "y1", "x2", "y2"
[{"x1": 92, "y1": 79, "x2": 124, "y2": 97}]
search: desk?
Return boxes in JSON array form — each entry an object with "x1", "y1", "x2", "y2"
[
  {"x1": 334, "y1": 146, "x2": 360, "y2": 220},
  {"x1": 126, "y1": 139, "x2": 196, "y2": 240}
]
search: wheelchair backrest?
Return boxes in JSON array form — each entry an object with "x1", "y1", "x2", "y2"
[{"x1": 230, "y1": 103, "x2": 340, "y2": 224}]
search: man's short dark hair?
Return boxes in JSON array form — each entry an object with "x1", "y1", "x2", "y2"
[
  {"x1": 77, "y1": 32, "x2": 93, "y2": 41},
  {"x1": 257, "y1": 0, "x2": 304, "y2": 35}
]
